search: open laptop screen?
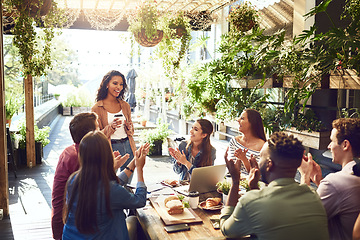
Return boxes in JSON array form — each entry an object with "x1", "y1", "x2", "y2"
[{"x1": 173, "y1": 164, "x2": 226, "y2": 196}]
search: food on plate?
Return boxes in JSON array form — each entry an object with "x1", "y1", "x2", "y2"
[
  {"x1": 164, "y1": 196, "x2": 184, "y2": 215},
  {"x1": 163, "y1": 179, "x2": 178, "y2": 187},
  {"x1": 205, "y1": 197, "x2": 222, "y2": 208},
  {"x1": 164, "y1": 195, "x2": 180, "y2": 205}
]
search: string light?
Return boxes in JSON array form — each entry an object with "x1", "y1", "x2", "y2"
[
  {"x1": 52, "y1": 0, "x2": 234, "y2": 30},
  {"x1": 83, "y1": 9, "x2": 125, "y2": 30}
]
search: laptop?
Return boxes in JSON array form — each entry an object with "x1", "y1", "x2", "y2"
[{"x1": 173, "y1": 164, "x2": 227, "y2": 196}]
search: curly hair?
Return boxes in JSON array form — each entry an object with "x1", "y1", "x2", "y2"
[
  {"x1": 96, "y1": 70, "x2": 127, "y2": 101},
  {"x1": 267, "y1": 132, "x2": 304, "y2": 166},
  {"x1": 332, "y1": 118, "x2": 360, "y2": 157}
]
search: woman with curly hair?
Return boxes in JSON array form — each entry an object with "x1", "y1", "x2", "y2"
[{"x1": 92, "y1": 70, "x2": 135, "y2": 173}]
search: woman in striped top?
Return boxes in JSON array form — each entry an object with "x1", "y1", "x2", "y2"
[{"x1": 228, "y1": 109, "x2": 266, "y2": 174}]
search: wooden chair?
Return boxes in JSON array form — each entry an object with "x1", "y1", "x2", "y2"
[{"x1": 6, "y1": 127, "x2": 17, "y2": 178}]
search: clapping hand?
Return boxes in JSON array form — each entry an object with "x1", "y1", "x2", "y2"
[
  {"x1": 113, "y1": 151, "x2": 130, "y2": 170},
  {"x1": 234, "y1": 147, "x2": 248, "y2": 161},
  {"x1": 299, "y1": 152, "x2": 322, "y2": 186},
  {"x1": 224, "y1": 148, "x2": 241, "y2": 183},
  {"x1": 248, "y1": 155, "x2": 260, "y2": 190},
  {"x1": 169, "y1": 147, "x2": 187, "y2": 165},
  {"x1": 135, "y1": 143, "x2": 150, "y2": 170}
]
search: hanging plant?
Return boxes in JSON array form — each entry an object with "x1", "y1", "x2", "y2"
[
  {"x1": 228, "y1": 1, "x2": 259, "y2": 32},
  {"x1": 14, "y1": 0, "x2": 52, "y2": 17},
  {"x1": 128, "y1": 0, "x2": 164, "y2": 47},
  {"x1": 165, "y1": 12, "x2": 192, "y2": 69},
  {"x1": 187, "y1": 11, "x2": 213, "y2": 31},
  {"x1": 3, "y1": 0, "x2": 65, "y2": 77}
]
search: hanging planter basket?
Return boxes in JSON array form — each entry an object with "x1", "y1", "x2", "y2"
[
  {"x1": 171, "y1": 27, "x2": 186, "y2": 38},
  {"x1": 233, "y1": 20, "x2": 255, "y2": 32},
  {"x1": 134, "y1": 29, "x2": 164, "y2": 47},
  {"x1": 187, "y1": 11, "x2": 213, "y2": 31},
  {"x1": 15, "y1": 0, "x2": 52, "y2": 17}
]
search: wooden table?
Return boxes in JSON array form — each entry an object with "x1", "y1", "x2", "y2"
[{"x1": 136, "y1": 191, "x2": 253, "y2": 240}]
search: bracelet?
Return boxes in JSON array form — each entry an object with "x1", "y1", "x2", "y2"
[{"x1": 125, "y1": 167, "x2": 134, "y2": 173}]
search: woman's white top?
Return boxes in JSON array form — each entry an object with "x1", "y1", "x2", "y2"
[
  {"x1": 108, "y1": 110, "x2": 127, "y2": 140},
  {"x1": 228, "y1": 136, "x2": 260, "y2": 174}
]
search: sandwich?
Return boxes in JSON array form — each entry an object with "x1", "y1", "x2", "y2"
[
  {"x1": 164, "y1": 196, "x2": 184, "y2": 215},
  {"x1": 163, "y1": 179, "x2": 178, "y2": 187},
  {"x1": 205, "y1": 197, "x2": 222, "y2": 208}
]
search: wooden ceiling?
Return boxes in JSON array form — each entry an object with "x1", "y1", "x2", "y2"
[{"x1": 57, "y1": 0, "x2": 236, "y2": 13}]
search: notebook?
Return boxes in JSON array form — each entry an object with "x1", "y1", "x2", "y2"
[{"x1": 173, "y1": 164, "x2": 227, "y2": 196}]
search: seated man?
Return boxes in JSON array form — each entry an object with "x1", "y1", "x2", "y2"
[
  {"x1": 299, "y1": 118, "x2": 360, "y2": 240},
  {"x1": 220, "y1": 132, "x2": 329, "y2": 240}
]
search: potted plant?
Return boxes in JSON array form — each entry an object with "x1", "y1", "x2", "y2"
[
  {"x1": 228, "y1": 1, "x2": 259, "y2": 32},
  {"x1": 61, "y1": 92, "x2": 76, "y2": 116},
  {"x1": 140, "y1": 118, "x2": 173, "y2": 155},
  {"x1": 128, "y1": 0, "x2": 163, "y2": 47},
  {"x1": 5, "y1": 92, "x2": 24, "y2": 127},
  {"x1": 17, "y1": 121, "x2": 50, "y2": 165},
  {"x1": 54, "y1": 93, "x2": 60, "y2": 100},
  {"x1": 216, "y1": 179, "x2": 231, "y2": 203},
  {"x1": 140, "y1": 116, "x2": 148, "y2": 127}
]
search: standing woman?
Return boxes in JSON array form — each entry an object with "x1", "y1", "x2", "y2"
[
  {"x1": 169, "y1": 119, "x2": 216, "y2": 181},
  {"x1": 62, "y1": 131, "x2": 148, "y2": 240},
  {"x1": 228, "y1": 108, "x2": 266, "y2": 174},
  {"x1": 92, "y1": 70, "x2": 135, "y2": 172}
]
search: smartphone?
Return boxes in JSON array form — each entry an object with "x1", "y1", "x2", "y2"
[
  {"x1": 210, "y1": 218, "x2": 220, "y2": 229},
  {"x1": 164, "y1": 223, "x2": 190, "y2": 233}
]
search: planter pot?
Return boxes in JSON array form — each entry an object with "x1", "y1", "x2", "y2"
[
  {"x1": 222, "y1": 193, "x2": 228, "y2": 204},
  {"x1": 35, "y1": 141, "x2": 43, "y2": 164},
  {"x1": 17, "y1": 142, "x2": 43, "y2": 165},
  {"x1": 233, "y1": 20, "x2": 255, "y2": 32},
  {"x1": 141, "y1": 120, "x2": 147, "y2": 127},
  {"x1": 149, "y1": 140, "x2": 163, "y2": 156},
  {"x1": 71, "y1": 106, "x2": 90, "y2": 115},
  {"x1": 62, "y1": 106, "x2": 71, "y2": 116},
  {"x1": 134, "y1": 29, "x2": 163, "y2": 47},
  {"x1": 16, "y1": 0, "x2": 52, "y2": 17},
  {"x1": 284, "y1": 128, "x2": 331, "y2": 150},
  {"x1": 6, "y1": 119, "x2": 11, "y2": 127}
]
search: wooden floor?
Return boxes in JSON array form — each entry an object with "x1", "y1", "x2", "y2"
[{"x1": 0, "y1": 116, "x2": 73, "y2": 240}]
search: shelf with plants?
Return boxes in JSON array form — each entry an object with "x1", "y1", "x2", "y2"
[{"x1": 177, "y1": 0, "x2": 360, "y2": 150}]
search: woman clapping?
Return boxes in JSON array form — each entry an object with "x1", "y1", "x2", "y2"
[{"x1": 62, "y1": 131, "x2": 149, "y2": 240}]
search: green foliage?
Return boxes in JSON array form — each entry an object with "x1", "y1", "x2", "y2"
[
  {"x1": 228, "y1": 1, "x2": 259, "y2": 32},
  {"x1": 216, "y1": 179, "x2": 231, "y2": 195},
  {"x1": 128, "y1": 0, "x2": 161, "y2": 40},
  {"x1": 184, "y1": 29, "x2": 268, "y2": 121},
  {"x1": 3, "y1": 0, "x2": 65, "y2": 77},
  {"x1": 298, "y1": 0, "x2": 360, "y2": 76},
  {"x1": 155, "y1": 11, "x2": 192, "y2": 75},
  {"x1": 62, "y1": 90, "x2": 93, "y2": 107},
  {"x1": 139, "y1": 118, "x2": 173, "y2": 145},
  {"x1": 5, "y1": 92, "x2": 24, "y2": 120},
  {"x1": 17, "y1": 121, "x2": 50, "y2": 149}
]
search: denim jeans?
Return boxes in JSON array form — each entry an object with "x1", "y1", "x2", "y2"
[{"x1": 111, "y1": 138, "x2": 134, "y2": 183}]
